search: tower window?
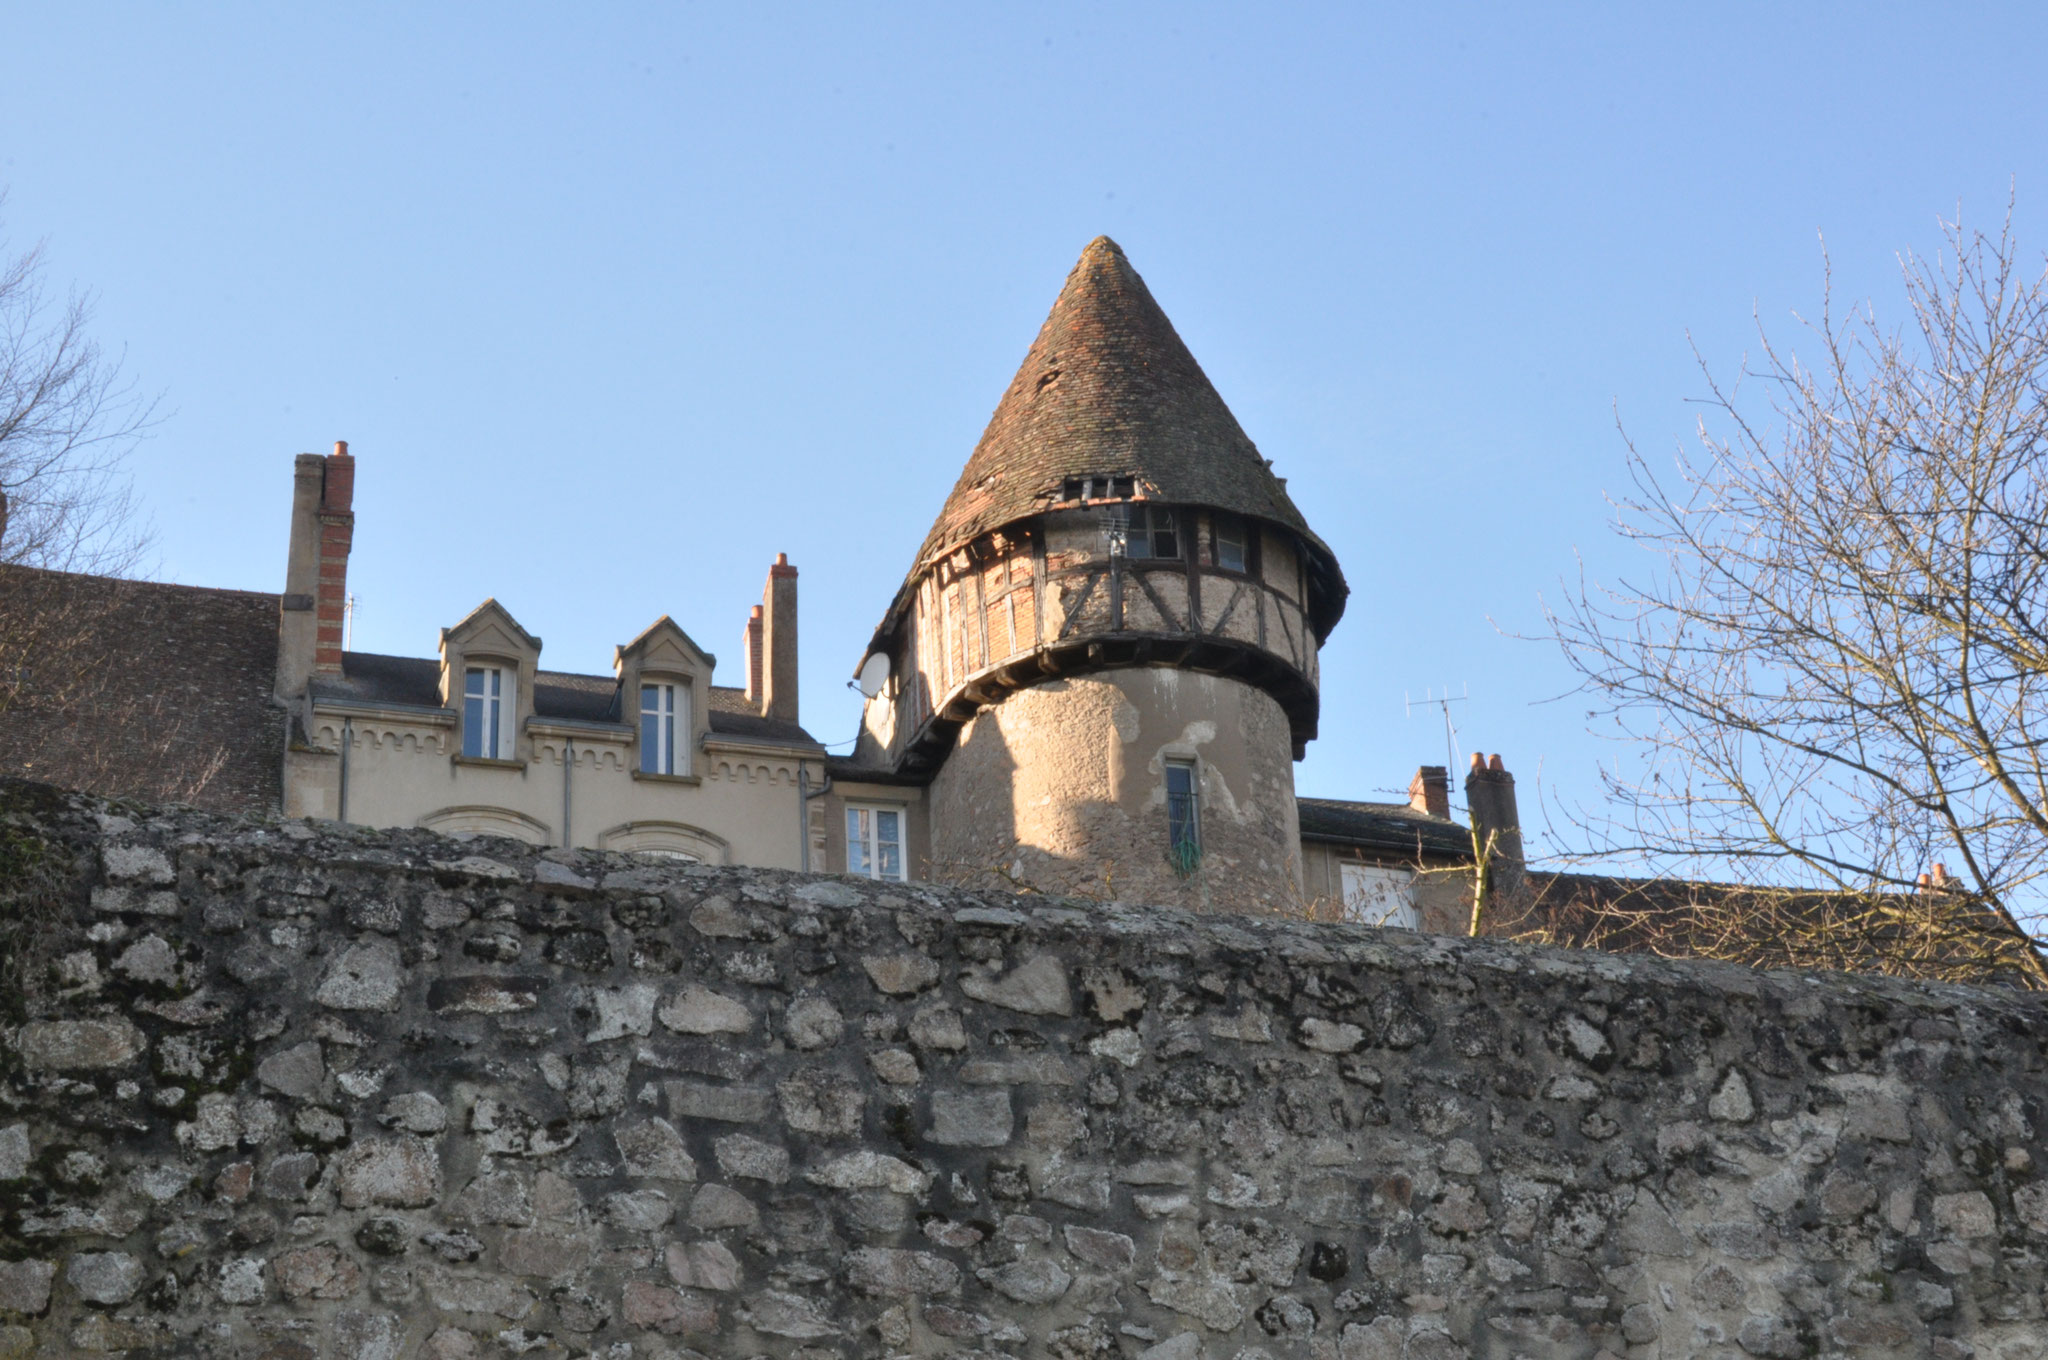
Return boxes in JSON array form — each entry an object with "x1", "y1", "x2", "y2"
[
  {"x1": 1061, "y1": 475, "x2": 1135, "y2": 502},
  {"x1": 640, "y1": 682, "x2": 687, "y2": 775},
  {"x1": 462, "y1": 665, "x2": 513, "y2": 760},
  {"x1": 1128, "y1": 506, "x2": 1179, "y2": 560},
  {"x1": 847, "y1": 805, "x2": 907, "y2": 881},
  {"x1": 1213, "y1": 514, "x2": 1247, "y2": 572},
  {"x1": 1165, "y1": 759, "x2": 1200, "y2": 874}
]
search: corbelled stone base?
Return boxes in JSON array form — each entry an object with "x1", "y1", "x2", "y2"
[{"x1": 0, "y1": 777, "x2": 2042, "y2": 1358}]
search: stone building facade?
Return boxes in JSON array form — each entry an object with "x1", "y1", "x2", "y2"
[{"x1": 1, "y1": 238, "x2": 1483, "y2": 923}]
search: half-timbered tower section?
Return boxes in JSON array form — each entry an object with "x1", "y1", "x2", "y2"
[{"x1": 849, "y1": 237, "x2": 1349, "y2": 910}]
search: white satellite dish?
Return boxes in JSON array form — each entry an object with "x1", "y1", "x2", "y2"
[{"x1": 856, "y1": 652, "x2": 892, "y2": 699}]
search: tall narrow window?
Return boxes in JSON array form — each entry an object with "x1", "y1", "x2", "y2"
[
  {"x1": 463, "y1": 666, "x2": 510, "y2": 759},
  {"x1": 1213, "y1": 514, "x2": 1247, "y2": 572},
  {"x1": 640, "y1": 683, "x2": 680, "y2": 775},
  {"x1": 847, "y1": 805, "x2": 906, "y2": 882},
  {"x1": 1129, "y1": 506, "x2": 1179, "y2": 559},
  {"x1": 1165, "y1": 759, "x2": 1200, "y2": 873}
]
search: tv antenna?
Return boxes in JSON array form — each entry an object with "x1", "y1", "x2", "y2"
[
  {"x1": 344, "y1": 593, "x2": 359, "y2": 651},
  {"x1": 1405, "y1": 684, "x2": 1468, "y2": 779}
]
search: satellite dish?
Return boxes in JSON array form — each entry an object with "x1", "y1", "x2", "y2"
[{"x1": 856, "y1": 652, "x2": 892, "y2": 699}]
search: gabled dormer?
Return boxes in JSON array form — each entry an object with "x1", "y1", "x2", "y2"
[
  {"x1": 439, "y1": 599, "x2": 543, "y2": 764},
  {"x1": 616, "y1": 616, "x2": 716, "y2": 781}
]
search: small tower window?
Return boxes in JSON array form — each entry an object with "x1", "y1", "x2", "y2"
[
  {"x1": 1128, "y1": 506, "x2": 1179, "y2": 560},
  {"x1": 1213, "y1": 514, "x2": 1247, "y2": 572},
  {"x1": 1165, "y1": 759, "x2": 1201, "y2": 874},
  {"x1": 1061, "y1": 475, "x2": 1136, "y2": 503},
  {"x1": 463, "y1": 665, "x2": 513, "y2": 760}
]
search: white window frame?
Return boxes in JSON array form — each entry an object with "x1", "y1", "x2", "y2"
[
  {"x1": 462, "y1": 665, "x2": 514, "y2": 760},
  {"x1": 1341, "y1": 862, "x2": 1418, "y2": 929},
  {"x1": 846, "y1": 803, "x2": 907, "y2": 882},
  {"x1": 639, "y1": 680, "x2": 689, "y2": 776}
]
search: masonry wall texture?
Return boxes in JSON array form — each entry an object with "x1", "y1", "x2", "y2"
[{"x1": 0, "y1": 778, "x2": 2045, "y2": 1360}]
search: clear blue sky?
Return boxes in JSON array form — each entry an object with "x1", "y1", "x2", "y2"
[{"x1": 6, "y1": 5, "x2": 2046, "y2": 860}]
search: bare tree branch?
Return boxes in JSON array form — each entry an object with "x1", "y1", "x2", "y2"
[
  {"x1": 1551, "y1": 205, "x2": 2048, "y2": 987},
  {"x1": 0, "y1": 195, "x2": 157, "y2": 574}
]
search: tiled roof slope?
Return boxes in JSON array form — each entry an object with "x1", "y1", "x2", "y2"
[
  {"x1": 1297, "y1": 796, "x2": 1472, "y2": 859},
  {"x1": 315, "y1": 653, "x2": 819, "y2": 747},
  {"x1": 0, "y1": 565, "x2": 283, "y2": 815},
  {"x1": 913, "y1": 237, "x2": 1342, "y2": 584}
]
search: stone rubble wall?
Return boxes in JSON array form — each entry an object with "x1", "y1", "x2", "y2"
[{"x1": 0, "y1": 778, "x2": 2044, "y2": 1359}]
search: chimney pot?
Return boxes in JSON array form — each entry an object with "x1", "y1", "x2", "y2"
[
  {"x1": 334, "y1": 440, "x2": 348, "y2": 457},
  {"x1": 1408, "y1": 765, "x2": 1450, "y2": 819},
  {"x1": 1465, "y1": 748, "x2": 1525, "y2": 913},
  {"x1": 760, "y1": 557, "x2": 799, "y2": 721}
]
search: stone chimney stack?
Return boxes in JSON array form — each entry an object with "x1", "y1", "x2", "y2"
[
  {"x1": 742, "y1": 605, "x2": 765, "y2": 708},
  {"x1": 1408, "y1": 766, "x2": 1450, "y2": 819},
  {"x1": 277, "y1": 441, "x2": 357, "y2": 699},
  {"x1": 1465, "y1": 752, "x2": 1525, "y2": 903},
  {"x1": 761, "y1": 553, "x2": 799, "y2": 723}
]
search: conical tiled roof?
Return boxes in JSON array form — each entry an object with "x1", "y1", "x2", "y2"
[{"x1": 911, "y1": 238, "x2": 1341, "y2": 590}]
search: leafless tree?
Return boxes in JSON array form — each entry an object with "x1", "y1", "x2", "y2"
[
  {"x1": 0, "y1": 201, "x2": 155, "y2": 573},
  {"x1": 0, "y1": 205, "x2": 230, "y2": 808},
  {"x1": 1552, "y1": 209, "x2": 2048, "y2": 988}
]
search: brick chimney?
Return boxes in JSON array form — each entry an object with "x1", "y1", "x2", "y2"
[
  {"x1": 741, "y1": 605, "x2": 765, "y2": 707},
  {"x1": 1408, "y1": 766, "x2": 1449, "y2": 819},
  {"x1": 760, "y1": 553, "x2": 799, "y2": 722},
  {"x1": 1465, "y1": 752, "x2": 1525, "y2": 905},
  {"x1": 277, "y1": 441, "x2": 357, "y2": 699}
]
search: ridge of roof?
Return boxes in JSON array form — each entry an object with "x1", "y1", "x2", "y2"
[{"x1": 905, "y1": 236, "x2": 1344, "y2": 593}]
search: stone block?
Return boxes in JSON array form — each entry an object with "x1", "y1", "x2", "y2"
[
  {"x1": 620, "y1": 1281, "x2": 716, "y2": 1334},
  {"x1": 16, "y1": 1019, "x2": 145, "y2": 1070},
  {"x1": 316, "y1": 940, "x2": 404, "y2": 1011},
  {"x1": 334, "y1": 1138, "x2": 441, "y2": 1208},
  {"x1": 777, "y1": 1069, "x2": 865, "y2": 1136},
  {"x1": 715, "y1": 1134, "x2": 790, "y2": 1183},
  {"x1": 846, "y1": 1247, "x2": 962, "y2": 1295},
  {"x1": 616, "y1": 1118, "x2": 698, "y2": 1180},
  {"x1": 256, "y1": 1041, "x2": 325, "y2": 1098},
  {"x1": 960, "y1": 952, "x2": 1072, "y2": 1015},
  {"x1": 657, "y1": 985, "x2": 754, "y2": 1035},
  {"x1": 930, "y1": 1089, "x2": 1013, "y2": 1147},
  {"x1": 862, "y1": 953, "x2": 940, "y2": 995},
  {"x1": 0, "y1": 1260, "x2": 54, "y2": 1315},
  {"x1": 65, "y1": 1252, "x2": 144, "y2": 1305},
  {"x1": 666, "y1": 1081, "x2": 772, "y2": 1123}
]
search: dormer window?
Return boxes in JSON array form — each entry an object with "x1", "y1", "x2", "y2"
[
  {"x1": 1061, "y1": 474, "x2": 1136, "y2": 503},
  {"x1": 462, "y1": 666, "x2": 513, "y2": 759},
  {"x1": 640, "y1": 682, "x2": 689, "y2": 776}
]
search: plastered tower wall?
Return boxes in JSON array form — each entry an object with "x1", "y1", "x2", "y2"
[
  {"x1": 2, "y1": 778, "x2": 2045, "y2": 1359},
  {"x1": 926, "y1": 670, "x2": 1303, "y2": 911}
]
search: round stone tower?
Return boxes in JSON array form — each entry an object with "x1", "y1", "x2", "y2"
[{"x1": 852, "y1": 237, "x2": 1348, "y2": 910}]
